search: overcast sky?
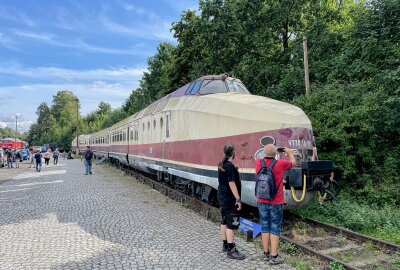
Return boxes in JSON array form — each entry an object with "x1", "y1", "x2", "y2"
[{"x1": 0, "y1": 0, "x2": 198, "y2": 132}]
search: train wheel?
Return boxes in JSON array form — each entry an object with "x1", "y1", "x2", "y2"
[{"x1": 208, "y1": 188, "x2": 219, "y2": 206}]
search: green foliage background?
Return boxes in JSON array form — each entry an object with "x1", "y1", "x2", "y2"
[{"x1": 27, "y1": 0, "x2": 399, "y2": 236}]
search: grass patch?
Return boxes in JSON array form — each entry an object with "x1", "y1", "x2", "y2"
[
  {"x1": 281, "y1": 241, "x2": 298, "y2": 255},
  {"x1": 293, "y1": 197, "x2": 400, "y2": 244},
  {"x1": 329, "y1": 261, "x2": 346, "y2": 270}
]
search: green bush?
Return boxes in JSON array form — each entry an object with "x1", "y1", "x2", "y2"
[{"x1": 294, "y1": 198, "x2": 400, "y2": 244}]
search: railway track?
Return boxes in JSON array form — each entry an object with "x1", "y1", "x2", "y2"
[
  {"x1": 282, "y1": 213, "x2": 400, "y2": 270},
  {"x1": 112, "y1": 163, "x2": 400, "y2": 270}
]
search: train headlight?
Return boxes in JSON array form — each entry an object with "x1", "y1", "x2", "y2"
[{"x1": 260, "y1": 136, "x2": 275, "y2": 146}]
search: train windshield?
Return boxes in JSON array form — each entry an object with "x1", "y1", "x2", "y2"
[
  {"x1": 198, "y1": 79, "x2": 250, "y2": 95},
  {"x1": 199, "y1": 80, "x2": 227, "y2": 94},
  {"x1": 226, "y1": 79, "x2": 250, "y2": 94}
]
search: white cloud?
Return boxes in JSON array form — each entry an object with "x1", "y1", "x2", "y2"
[
  {"x1": 0, "y1": 7, "x2": 35, "y2": 27},
  {"x1": 14, "y1": 29, "x2": 54, "y2": 41},
  {"x1": 161, "y1": 0, "x2": 198, "y2": 13},
  {"x1": 0, "y1": 32, "x2": 20, "y2": 51},
  {"x1": 0, "y1": 64, "x2": 146, "y2": 83},
  {"x1": 99, "y1": 15, "x2": 175, "y2": 41},
  {"x1": 0, "y1": 81, "x2": 139, "y2": 125},
  {"x1": 0, "y1": 121, "x2": 33, "y2": 133},
  {"x1": 8, "y1": 29, "x2": 150, "y2": 55}
]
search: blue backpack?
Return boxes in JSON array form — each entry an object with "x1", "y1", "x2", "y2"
[{"x1": 255, "y1": 159, "x2": 279, "y2": 200}]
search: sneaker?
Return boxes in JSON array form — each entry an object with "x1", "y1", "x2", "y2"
[
  {"x1": 262, "y1": 252, "x2": 271, "y2": 261},
  {"x1": 227, "y1": 247, "x2": 246, "y2": 260},
  {"x1": 269, "y1": 254, "x2": 284, "y2": 265},
  {"x1": 222, "y1": 244, "x2": 228, "y2": 252},
  {"x1": 89, "y1": 172, "x2": 92, "y2": 174}
]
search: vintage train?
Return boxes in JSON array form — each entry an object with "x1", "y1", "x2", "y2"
[
  {"x1": 71, "y1": 135, "x2": 90, "y2": 154},
  {"x1": 77, "y1": 74, "x2": 336, "y2": 208}
]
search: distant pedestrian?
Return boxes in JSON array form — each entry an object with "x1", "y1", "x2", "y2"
[
  {"x1": 6, "y1": 149, "x2": 13, "y2": 169},
  {"x1": 255, "y1": 144, "x2": 295, "y2": 265},
  {"x1": 29, "y1": 148, "x2": 35, "y2": 168},
  {"x1": 82, "y1": 146, "x2": 94, "y2": 175},
  {"x1": 44, "y1": 150, "x2": 51, "y2": 165},
  {"x1": 53, "y1": 148, "x2": 59, "y2": 165},
  {"x1": 15, "y1": 149, "x2": 21, "y2": 168},
  {"x1": 0, "y1": 147, "x2": 4, "y2": 168},
  {"x1": 217, "y1": 144, "x2": 245, "y2": 260},
  {"x1": 34, "y1": 151, "x2": 43, "y2": 172}
]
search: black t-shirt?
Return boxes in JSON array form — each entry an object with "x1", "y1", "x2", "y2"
[
  {"x1": 34, "y1": 153, "x2": 42, "y2": 163},
  {"x1": 217, "y1": 160, "x2": 241, "y2": 208}
]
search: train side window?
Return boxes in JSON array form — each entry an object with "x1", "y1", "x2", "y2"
[
  {"x1": 160, "y1": 117, "x2": 163, "y2": 129},
  {"x1": 143, "y1": 123, "x2": 145, "y2": 131},
  {"x1": 190, "y1": 80, "x2": 202, "y2": 95},
  {"x1": 123, "y1": 132, "x2": 126, "y2": 142},
  {"x1": 166, "y1": 114, "x2": 170, "y2": 138},
  {"x1": 153, "y1": 120, "x2": 156, "y2": 129},
  {"x1": 148, "y1": 122, "x2": 150, "y2": 130},
  {"x1": 199, "y1": 80, "x2": 227, "y2": 95},
  {"x1": 185, "y1": 81, "x2": 196, "y2": 95}
]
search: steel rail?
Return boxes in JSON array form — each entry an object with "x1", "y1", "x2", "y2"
[
  {"x1": 290, "y1": 213, "x2": 400, "y2": 252},
  {"x1": 280, "y1": 235, "x2": 361, "y2": 270}
]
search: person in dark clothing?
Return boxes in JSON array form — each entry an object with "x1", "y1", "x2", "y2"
[
  {"x1": 81, "y1": 146, "x2": 94, "y2": 175},
  {"x1": 34, "y1": 151, "x2": 43, "y2": 172},
  {"x1": 217, "y1": 144, "x2": 245, "y2": 260},
  {"x1": 6, "y1": 149, "x2": 13, "y2": 168},
  {"x1": 53, "y1": 148, "x2": 59, "y2": 165}
]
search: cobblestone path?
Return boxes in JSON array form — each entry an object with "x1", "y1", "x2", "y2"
[{"x1": 0, "y1": 159, "x2": 294, "y2": 270}]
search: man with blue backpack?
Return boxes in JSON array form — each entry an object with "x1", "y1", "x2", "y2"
[{"x1": 255, "y1": 144, "x2": 295, "y2": 265}]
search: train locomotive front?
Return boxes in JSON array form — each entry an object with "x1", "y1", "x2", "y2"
[{"x1": 86, "y1": 74, "x2": 336, "y2": 209}]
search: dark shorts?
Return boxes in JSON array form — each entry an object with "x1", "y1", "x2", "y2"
[
  {"x1": 220, "y1": 206, "x2": 240, "y2": 230},
  {"x1": 257, "y1": 202, "x2": 283, "y2": 236}
]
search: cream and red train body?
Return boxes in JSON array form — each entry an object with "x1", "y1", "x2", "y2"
[
  {"x1": 83, "y1": 74, "x2": 333, "y2": 208},
  {"x1": 71, "y1": 134, "x2": 90, "y2": 154}
]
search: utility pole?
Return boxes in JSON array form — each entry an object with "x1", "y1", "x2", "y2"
[
  {"x1": 75, "y1": 99, "x2": 79, "y2": 155},
  {"x1": 15, "y1": 114, "x2": 18, "y2": 150},
  {"x1": 303, "y1": 36, "x2": 311, "y2": 96}
]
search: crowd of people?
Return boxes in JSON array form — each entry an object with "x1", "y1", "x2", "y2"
[{"x1": 0, "y1": 147, "x2": 66, "y2": 171}]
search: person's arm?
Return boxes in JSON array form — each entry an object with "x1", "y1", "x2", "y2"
[
  {"x1": 227, "y1": 164, "x2": 242, "y2": 210},
  {"x1": 284, "y1": 147, "x2": 296, "y2": 167},
  {"x1": 228, "y1": 181, "x2": 241, "y2": 210}
]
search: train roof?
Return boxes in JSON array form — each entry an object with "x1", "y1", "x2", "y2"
[
  {"x1": 87, "y1": 74, "x2": 309, "y2": 136},
  {"x1": 108, "y1": 115, "x2": 136, "y2": 131},
  {"x1": 90, "y1": 127, "x2": 111, "y2": 137}
]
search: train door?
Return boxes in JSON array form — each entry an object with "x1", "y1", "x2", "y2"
[
  {"x1": 159, "y1": 114, "x2": 165, "y2": 160},
  {"x1": 163, "y1": 111, "x2": 171, "y2": 160},
  {"x1": 126, "y1": 126, "x2": 130, "y2": 164},
  {"x1": 108, "y1": 132, "x2": 111, "y2": 157}
]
